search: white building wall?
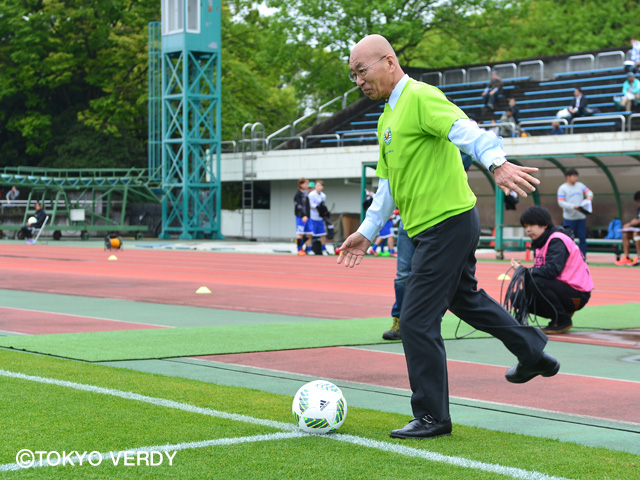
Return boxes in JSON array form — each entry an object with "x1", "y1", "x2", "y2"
[{"x1": 220, "y1": 132, "x2": 640, "y2": 241}]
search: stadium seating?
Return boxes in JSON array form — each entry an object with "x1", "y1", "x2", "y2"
[{"x1": 299, "y1": 50, "x2": 636, "y2": 149}]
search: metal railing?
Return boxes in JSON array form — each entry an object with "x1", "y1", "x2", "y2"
[
  {"x1": 292, "y1": 113, "x2": 315, "y2": 136},
  {"x1": 468, "y1": 66, "x2": 491, "y2": 84},
  {"x1": 493, "y1": 63, "x2": 517, "y2": 79},
  {"x1": 519, "y1": 118, "x2": 569, "y2": 132},
  {"x1": 477, "y1": 122, "x2": 517, "y2": 134},
  {"x1": 595, "y1": 51, "x2": 624, "y2": 69},
  {"x1": 567, "y1": 54, "x2": 594, "y2": 72},
  {"x1": 267, "y1": 135, "x2": 304, "y2": 150},
  {"x1": 241, "y1": 123, "x2": 265, "y2": 153},
  {"x1": 627, "y1": 113, "x2": 640, "y2": 131},
  {"x1": 569, "y1": 115, "x2": 626, "y2": 134},
  {"x1": 304, "y1": 134, "x2": 341, "y2": 148},
  {"x1": 221, "y1": 141, "x2": 237, "y2": 153},
  {"x1": 341, "y1": 131, "x2": 378, "y2": 142},
  {"x1": 420, "y1": 71, "x2": 442, "y2": 85},
  {"x1": 341, "y1": 86, "x2": 361, "y2": 110},
  {"x1": 444, "y1": 68, "x2": 466, "y2": 85},
  {"x1": 518, "y1": 60, "x2": 544, "y2": 81},
  {"x1": 264, "y1": 124, "x2": 292, "y2": 150}
]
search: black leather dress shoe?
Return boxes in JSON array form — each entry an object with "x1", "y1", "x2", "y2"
[
  {"x1": 390, "y1": 416, "x2": 452, "y2": 439},
  {"x1": 505, "y1": 352, "x2": 560, "y2": 384}
]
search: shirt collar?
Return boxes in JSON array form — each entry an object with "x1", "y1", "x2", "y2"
[{"x1": 388, "y1": 74, "x2": 410, "y2": 110}]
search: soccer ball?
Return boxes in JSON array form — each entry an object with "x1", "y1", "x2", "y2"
[
  {"x1": 27, "y1": 216, "x2": 37, "y2": 225},
  {"x1": 292, "y1": 380, "x2": 347, "y2": 434}
]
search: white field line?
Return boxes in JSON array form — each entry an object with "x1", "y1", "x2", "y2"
[
  {"x1": 0, "y1": 432, "x2": 304, "y2": 472},
  {"x1": 334, "y1": 434, "x2": 573, "y2": 480},
  {"x1": 0, "y1": 369, "x2": 294, "y2": 431},
  {"x1": 0, "y1": 369, "x2": 575, "y2": 480}
]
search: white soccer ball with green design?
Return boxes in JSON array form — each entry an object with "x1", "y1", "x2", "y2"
[{"x1": 292, "y1": 380, "x2": 347, "y2": 434}]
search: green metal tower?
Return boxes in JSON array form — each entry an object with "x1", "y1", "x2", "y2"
[
  {"x1": 158, "y1": 0, "x2": 223, "y2": 239},
  {"x1": 148, "y1": 21, "x2": 162, "y2": 183}
]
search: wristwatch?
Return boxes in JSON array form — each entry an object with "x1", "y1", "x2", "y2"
[{"x1": 489, "y1": 159, "x2": 506, "y2": 173}]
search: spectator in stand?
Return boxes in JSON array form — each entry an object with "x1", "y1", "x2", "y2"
[
  {"x1": 487, "y1": 118, "x2": 500, "y2": 135},
  {"x1": 614, "y1": 190, "x2": 640, "y2": 266},
  {"x1": 499, "y1": 108, "x2": 516, "y2": 137},
  {"x1": 508, "y1": 98, "x2": 520, "y2": 124},
  {"x1": 481, "y1": 71, "x2": 503, "y2": 113},
  {"x1": 557, "y1": 168, "x2": 593, "y2": 260},
  {"x1": 620, "y1": 72, "x2": 640, "y2": 112},
  {"x1": 550, "y1": 120, "x2": 565, "y2": 135},
  {"x1": 629, "y1": 38, "x2": 640, "y2": 73},
  {"x1": 558, "y1": 87, "x2": 589, "y2": 120}
]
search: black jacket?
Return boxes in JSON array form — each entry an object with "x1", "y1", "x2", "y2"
[
  {"x1": 33, "y1": 209, "x2": 47, "y2": 228},
  {"x1": 530, "y1": 226, "x2": 573, "y2": 279},
  {"x1": 293, "y1": 190, "x2": 310, "y2": 218},
  {"x1": 571, "y1": 95, "x2": 589, "y2": 118}
]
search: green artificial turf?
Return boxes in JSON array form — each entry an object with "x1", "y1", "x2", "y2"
[
  {"x1": 0, "y1": 315, "x2": 488, "y2": 362},
  {"x1": 0, "y1": 303, "x2": 637, "y2": 362},
  {"x1": 0, "y1": 349, "x2": 637, "y2": 480}
]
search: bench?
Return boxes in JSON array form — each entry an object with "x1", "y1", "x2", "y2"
[
  {"x1": 554, "y1": 67, "x2": 624, "y2": 78},
  {"x1": 583, "y1": 238, "x2": 624, "y2": 259},
  {"x1": 55, "y1": 225, "x2": 149, "y2": 241},
  {"x1": 478, "y1": 236, "x2": 627, "y2": 260},
  {"x1": 478, "y1": 236, "x2": 532, "y2": 260}
]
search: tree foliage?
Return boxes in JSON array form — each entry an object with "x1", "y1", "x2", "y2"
[
  {"x1": 0, "y1": 0, "x2": 157, "y2": 168},
  {"x1": 2, "y1": 0, "x2": 640, "y2": 169}
]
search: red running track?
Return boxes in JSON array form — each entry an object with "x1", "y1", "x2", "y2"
[
  {"x1": 0, "y1": 307, "x2": 166, "y2": 335},
  {"x1": 0, "y1": 244, "x2": 638, "y2": 320},
  {"x1": 197, "y1": 347, "x2": 640, "y2": 425}
]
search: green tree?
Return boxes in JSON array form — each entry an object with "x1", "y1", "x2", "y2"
[
  {"x1": 412, "y1": 0, "x2": 640, "y2": 69},
  {"x1": 0, "y1": 0, "x2": 159, "y2": 168},
  {"x1": 264, "y1": 0, "x2": 509, "y2": 60}
]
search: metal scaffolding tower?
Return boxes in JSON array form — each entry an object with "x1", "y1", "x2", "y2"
[{"x1": 157, "y1": 0, "x2": 223, "y2": 240}]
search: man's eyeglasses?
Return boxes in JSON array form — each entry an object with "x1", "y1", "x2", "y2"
[{"x1": 348, "y1": 56, "x2": 387, "y2": 83}]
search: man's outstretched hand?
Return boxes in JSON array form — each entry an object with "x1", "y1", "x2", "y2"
[
  {"x1": 493, "y1": 161, "x2": 539, "y2": 198},
  {"x1": 337, "y1": 232, "x2": 371, "y2": 268}
]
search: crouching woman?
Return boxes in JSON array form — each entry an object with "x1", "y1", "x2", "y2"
[{"x1": 511, "y1": 206, "x2": 594, "y2": 334}]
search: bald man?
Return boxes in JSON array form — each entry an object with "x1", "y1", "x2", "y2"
[{"x1": 338, "y1": 35, "x2": 559, "y2": 439}]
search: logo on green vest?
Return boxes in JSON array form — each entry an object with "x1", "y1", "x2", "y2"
[{"x1": 384, "y1": 127, "x2": 392, "y2": 145}]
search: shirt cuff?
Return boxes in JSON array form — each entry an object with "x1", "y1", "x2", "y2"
[{"x1": 357, "y1": 218, "x2": 381, "y2": 242}]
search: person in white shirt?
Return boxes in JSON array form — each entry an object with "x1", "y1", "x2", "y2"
[
  {"x1": 308, "y1": 180, "x2": 328, "y2": 255},
  {"x1": 557, "y1": 168, "x2": 593, "y2": 259}
]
